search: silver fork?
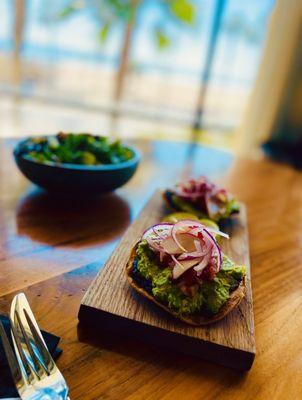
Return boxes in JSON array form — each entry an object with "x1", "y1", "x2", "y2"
[
  {"x1": 0, "y1": 317, "x2": 69, "y2": 400},
  {"x1": 0, "y1": 318, "x2": 25, "y2": 395},
  {"x1": 5, "y1": 293, "x2": 70, "y2": 400}
]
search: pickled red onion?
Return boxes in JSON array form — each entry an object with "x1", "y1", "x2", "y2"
[{"x1": 141, "y1": 219, "x2": 223, "y2": 280}]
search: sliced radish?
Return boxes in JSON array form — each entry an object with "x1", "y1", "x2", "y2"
[
  {"x1": 172, "y1": 257, "x2": 202, "y2": 280},
  {"x1": 178, "y1": 239, "x2": 210, "y2": 259},
  {"x1": 161, "y1": 233, "x2": 199, "y2": 255},
  {"x1": 194, "y1": 252, "x2": 211, "y2": 274},
  {"x1": 171, "y1": 220, "x2": 202, "y2": 251},
  {"x1": 176, "y1": 232, "x2": 199, "y2": 253},
  {"x1": 161, "y1": 236, "x2": 182, "y2": 255}
]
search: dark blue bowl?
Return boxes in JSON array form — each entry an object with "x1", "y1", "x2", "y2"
[{"x1": 13, "y1": 137, "x2": 141, "y2": 194}]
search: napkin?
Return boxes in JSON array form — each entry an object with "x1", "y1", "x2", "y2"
[{"x1": 0, "y1": 315, "x2": 62, "y2": 399}]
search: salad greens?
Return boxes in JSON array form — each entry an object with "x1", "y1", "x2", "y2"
[{"x1": 23, "y1": 133, "x2": 134, "y2": 166}]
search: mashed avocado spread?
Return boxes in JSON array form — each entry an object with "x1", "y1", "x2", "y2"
[
  {"x1": 135, "y1": 240, "x2": 245, "y2": 316},
  {"x1": 170, "y1": 194, "x2": 239, "y2": 221}
]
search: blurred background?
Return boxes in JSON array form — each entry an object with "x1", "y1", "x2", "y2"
[{"x1": 0, "y1": 0, "x2": 301, "y2": 159}]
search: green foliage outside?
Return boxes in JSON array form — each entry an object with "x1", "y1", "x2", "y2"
[{"x1": 58, "y1": 0, "x2": 196, "y2": 50}]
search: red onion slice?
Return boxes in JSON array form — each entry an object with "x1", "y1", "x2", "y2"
[
  {"x1": 206, "y1": 227, "x2": 229, "y2": 239},
  {"x1": 142, "y1": 223, "x2": 173, "y2": 239},
  {"x1": 145, "y1": 236, "x2": 163, "y2": 253},
  {"x1": 203, "y1": 191, "x2": 210, "y2": 217},
  {"x1": 142, "y1": 219, "x2": 223, "y2": 281},
  {"x1": 202, "y1": 228, "x2": 222, "y2": 271},
  {"x1": 194, "y1": 252, "x2": 211, "y2": 274},
  {"x1": 174, "y1": 188, "x2": 203, "y2": 199}
]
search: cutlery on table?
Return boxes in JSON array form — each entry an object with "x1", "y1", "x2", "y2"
[{"x1": 0, "y1": 293, "x2": 69, "y2": 400}]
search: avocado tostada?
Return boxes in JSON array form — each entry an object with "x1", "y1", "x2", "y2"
[
  {"x1": 126, "y1": 220, "x2": 246, "y2": 325},
  {"x1": 164, "y1": 176, "x2": 240, "y2": 222}
]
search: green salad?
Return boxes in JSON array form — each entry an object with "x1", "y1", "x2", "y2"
[{"x1": 23, "y1": 133, "x2": 134, "y2": 166}]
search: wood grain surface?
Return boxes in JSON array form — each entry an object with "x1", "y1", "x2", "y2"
[
  {"x1": 79, "y1": 191, "x2": 255, "y2": 370},
  {"x1": 0, "y1": 138, "x2": 301, "y2": 399}
]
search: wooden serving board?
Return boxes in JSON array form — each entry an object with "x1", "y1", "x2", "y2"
[{"x1": 78, "y1": 190, "x2": 255, "y2": 371}]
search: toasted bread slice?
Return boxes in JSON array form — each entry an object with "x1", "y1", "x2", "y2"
[{"x1": 125, "y1": 245, "x2": 246, "y2": 326}]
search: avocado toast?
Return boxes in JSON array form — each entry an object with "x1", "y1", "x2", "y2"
[
  {"x1": 126, "y1": 220, "x2": 246, "y2": 325},
  {"x1": 164, "y1": 176, "x2": 240, "y2": 222}
]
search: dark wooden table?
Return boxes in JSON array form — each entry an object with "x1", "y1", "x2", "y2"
[{"x1": 0, "y1": 138, "x2": 301, "y2": 399}]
